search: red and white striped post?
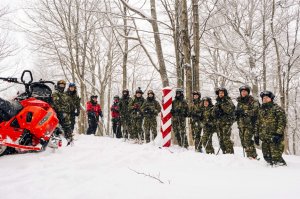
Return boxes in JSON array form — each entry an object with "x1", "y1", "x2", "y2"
[{"x1": 160, "y1": 87, "x2": 172, "y2": 147}]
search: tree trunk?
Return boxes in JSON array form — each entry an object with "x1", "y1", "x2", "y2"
[
  {"x1": 79, "y1": 81, "x2": 86, "y2": 134},
  {"x1": 192, "y1": 0, "x2": 200, "y2": 91},
  {"x1": 262, "y1": 0, "x2": 267, "y2": 91},
  {"x1": 175, "y1": 0, "x2": 183, "y2": 88},
  {"x1": 150, "y1": 0, "x2": 169, "y2": 87},
  {"x1": 181, "y1": 0, "x2": 192, "y2": 102},
  {"x1": 181, "y1": 0, "x2": 193, "y2": 145},
  {"x1": 271, "y1": 0, "x2": 288, "y2": 154},
  {"x1": 293, "y1": 87, "x2": 298, "y2": 155},
  {"x1": 107, "y1": 73, "x2": 112, "y2": 136},
  {"x1": 122, "y1": 4, "x2": 128, "y2": 90}
]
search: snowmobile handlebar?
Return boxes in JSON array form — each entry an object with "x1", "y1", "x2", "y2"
[
  {"x1": 1, "y1": 70, "x2": 55, "y2": 101},
  {"x1": 0, "y1": 71, "x2": 55, "y2": 87},
  {"x1": 0, "y1": 77, "x2": 21, "y2": 84}
]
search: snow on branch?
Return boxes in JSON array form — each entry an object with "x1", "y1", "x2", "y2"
[
  {"x1": 210, "y1": 70, "x2": 245, "y2": 85},
  {"x1": 119, "y1": 0, "x2": 153, "y2": 23},
  {"x1": 128, "y1": 167, "x2": 170, "y2": 184}
]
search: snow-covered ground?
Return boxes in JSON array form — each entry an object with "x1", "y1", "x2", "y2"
[{"x1": 0, "y1": 135, "x2": 300, "y2": 199}]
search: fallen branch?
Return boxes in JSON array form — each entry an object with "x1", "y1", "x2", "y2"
[{"x1": 128, "y1": 167, "x2": 167, "y2": 184}]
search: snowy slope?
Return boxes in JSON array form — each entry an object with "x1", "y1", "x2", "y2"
[{"x1": 0, "y1": 135, "x2": 300, "y2": 199}]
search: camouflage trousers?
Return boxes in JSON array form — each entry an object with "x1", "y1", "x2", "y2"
[
  {"x1": 57, "y1": 112, "x2": 72, "y2": 139},
  {"x1": 202, "y1": 126, "x2": 215, "y2": 154},
  {"x1": 238, "y1": 126, "x2": 257, "y2": 158},
  {"x1": 144, "y1": 116, "x2": 157, "y2": 143},
  {"x1": 191, "y1": 119, "x2": 202, "y2": 152},
  {"x1": 130, "y1": 117, "x2": 144, "y2": 140},
  {"x1": 216, "y1": 123, "x2": 234, "y2": 154},
  {"x1": 121, "y1": 116, "x2": 131, "y2": 139},
  {"x1": 70, "y1": 113, "x2": 76, "y2": 132},
  {"x1": 172, "y1": 116, "x2": 188, "y2": 148},
  {"x1": 262, "y1": 140, "x2": 285, "y2": 164}
]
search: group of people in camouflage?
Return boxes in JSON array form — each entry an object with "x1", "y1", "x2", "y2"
[
  {"x1": 53, "y1": 79, "x2": 287, "y2": 166},
  {"x1": 53, "y1": 80, "x2": 106, "y2": 140},
  {"x1": 171, "y1": 86, "x2": 287, "y2": 166},
  {"x1": 52, "y1": 80, "x2": 81, "y2": 145},
  {"x1": 110, "y1": 88, "x2": 161, "y2": 143}
]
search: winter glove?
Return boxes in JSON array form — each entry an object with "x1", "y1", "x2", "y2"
[
  {"x1": 272, "y1": 134, "x2": 283, "y2": 145},
  {"x1": 111, "y1": 107, "x2": 119, "y2": 113},
  {"x1": 88, "y1": 111, "x2": 96, "y2": 118},
  {"x1": 56, "y1": 112, "x2": 64, "y2": 120},
  {"x1": 133, "y1": 104, "x2": 140, "y2": 110},
  {"x1": 254, "y1": 135, "x2": 260, "y2": 145},
  {"x1": 192, "y1": 112, "x2": 203, "y2": 119},
  {"x1": 205, "y1": 123, "x2": 213, "y2": 129},
  {"x1": 215, "y1": 108, "x2": 224, "y2": 118},
  {"x1": 183, "y1": 111, "x2": 189, "y2": 117},
  {"x1": 170, "y1": 109, "x2": 175, "y2": 114},
  {"x1": 144, "y1": 108, "x2": 153, "y2": 115},
  {"x1": 235, "y1": 108, "x2": 245, "y2": 118},
  {"x1": 171, "y1": 109, "x2": 181, "y2": 116}
]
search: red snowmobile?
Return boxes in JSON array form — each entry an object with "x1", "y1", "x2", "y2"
[{"x1": 0, "y1": 70, "x2": 62, "y2": 156}]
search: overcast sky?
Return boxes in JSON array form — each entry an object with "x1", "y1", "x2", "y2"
[{"x1": 0, "y1": 0, "x2": 34, "y2": 77}]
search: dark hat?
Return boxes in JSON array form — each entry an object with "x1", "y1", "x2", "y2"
[{"x1": 260, "y1": 91, "x2": 275, "y2": 100}]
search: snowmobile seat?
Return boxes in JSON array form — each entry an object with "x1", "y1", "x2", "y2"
[{"x1": 0, "y1": 97, "x2": 23, "y2": 121}]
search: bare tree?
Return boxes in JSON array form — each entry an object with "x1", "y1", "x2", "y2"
[{"x1": 119, "y1": 0, "x2": 170, "y2": 87}]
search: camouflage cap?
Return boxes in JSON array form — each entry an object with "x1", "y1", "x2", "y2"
[
  {"x1": 260, "y1": 91, "x2": 275, "y2": 100},
  {"x1": 192, "y1": 91, "x2": 201, "y2": 97},
  {"x1": 57, "y1": 80, "x2": 66, "y2": 86},
  {"x1": 239, "y1": 85, "x2": 251, "y2": 94},
  {"x1": 215, "y1": 87, "x2": 228, "y2": 96}
]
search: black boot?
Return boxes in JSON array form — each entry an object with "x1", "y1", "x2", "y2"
[{"x1": 19, "y1": 129, "x2": 32, "y2": 146}]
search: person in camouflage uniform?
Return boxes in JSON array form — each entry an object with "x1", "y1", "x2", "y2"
[
  {"x1": 171, "y1": 88, "x2": 189, "y2": 148},
  {"x1": 236, "y1": 85, "x2": 259, "y2": 159},
  {"x1": 201, "y1": 97, "x2": 216, "y2": 154},
  {"x1": 141, "y1": 90, "x2": 161, "y2": 143},
  {"x1": 255, "y1": 91, "x2": 287, "y2": 166},
  {"x1": 66, "y1": 83, "x2": 81, "y2": 133},
  {"x1": 128, "y1": 87, "x2": 145, "y2": 141},
  {"x1": 213, "y1": 87, "x2": 235, "y2": 154},
  {"x1": 189, "y1": 91, "x2": 203, "y2": 152},
  {"x1": 52, "y1": 80, "x2": 73, "y2": 144},
  {"x1": 119, "y1": 89, "x2": 132, "y2": 139}
]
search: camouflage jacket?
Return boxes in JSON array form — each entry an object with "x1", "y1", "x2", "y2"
[
  {"x1": 119, "y1": 96, "x2": 132, "y2": 117},
  {"x1": 236, "y1": 95, "x2": 260, "y2": 127},
  {"x1": 171, "y1": 97, "x2": 189, "y2": 118},
  {"x1": 66, "y1": 90, "x2": 81, "y2": 113},
  {"x1": 52, "y1": 90, "x2": 71, "y2": 113},
  {"x1": 141, "y1": 97, "x2": 161, "y2": 118},
  {"x1": 255, "y1": 102, "x2": 286, "y2": 141},
  {"x1": 213, "y1": 96, "x2": 235, "y2": 123},
  {"x1": 189, "y1": 99, "x2": 203, "y2": 121},
  {"x1": 202, "y1": 105, "x2": 215, "y2": 128},
  {"x1": 128, "y1": 96, "x2": 145, "y2": 119}
]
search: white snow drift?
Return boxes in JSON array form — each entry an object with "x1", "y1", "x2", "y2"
[{"x1": 0, "y1": 135, "x2": 300, "y2": 199}]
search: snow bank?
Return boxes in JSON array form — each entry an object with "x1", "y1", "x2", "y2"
[{"x1": 0, "y1": 135, "x2": 299, "y2": 199}]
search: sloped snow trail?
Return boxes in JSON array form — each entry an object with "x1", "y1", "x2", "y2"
[{"x1": 0, "y1": 135, "x2": 300, "y2": 199}]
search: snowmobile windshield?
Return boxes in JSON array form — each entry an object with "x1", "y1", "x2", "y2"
[
  {"x1": 16, "y1": 83, "x2": 53, "y2": 104},
  {"x1": 30, "y1": 83, "x2": 53, "y2": 104},
  {"x1": 30, "y1": 83, "x2": 52, "y2": 98}
]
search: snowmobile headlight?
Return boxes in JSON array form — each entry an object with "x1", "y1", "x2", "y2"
[{"x1": 39, "y1": 112, "x2": 52, "y2": 125}]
